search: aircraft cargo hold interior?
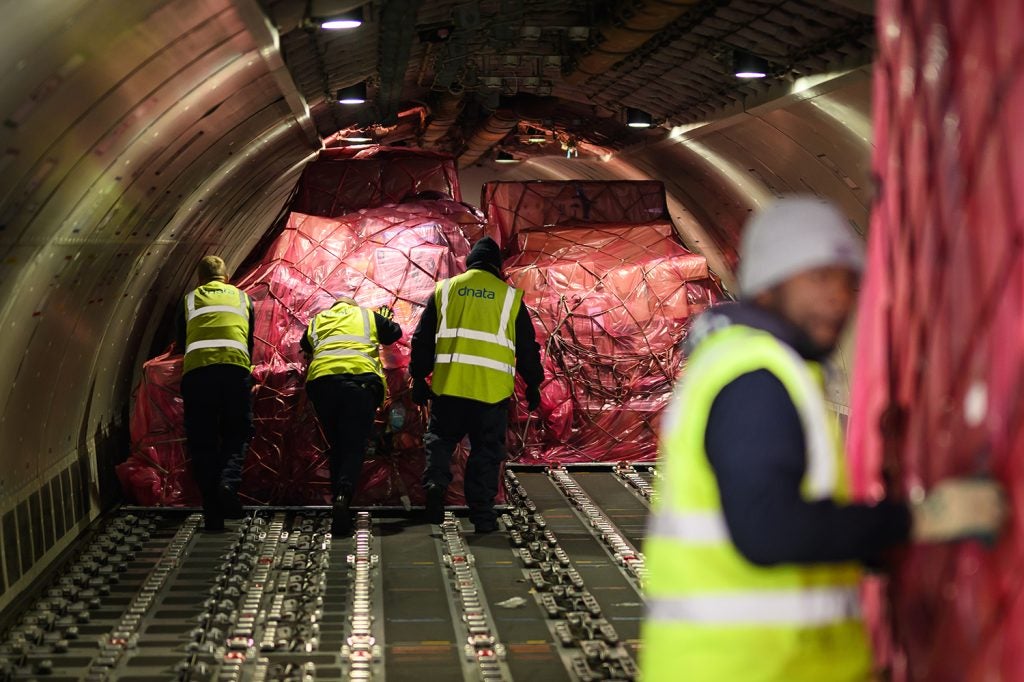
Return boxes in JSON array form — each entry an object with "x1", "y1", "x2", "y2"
[{"x1": 1, "y1": 0, "x2": 1023, "y2": 680}]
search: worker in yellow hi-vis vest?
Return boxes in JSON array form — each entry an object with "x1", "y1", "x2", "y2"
[
  {"x1": 175, "y1": 256, "x2": 255, "y2": 533},
  {"x1": 301, "y1": 295, "x2": 402, "y2": 536},
  {"x1": 409, "y1": 236, "x2": 543, "y2": 533},
  {"x1": 641, "y1": 197, "x2": 1007, "y2": 681}
]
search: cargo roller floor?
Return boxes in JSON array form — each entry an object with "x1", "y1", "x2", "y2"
[
  {"x1": 513, "y1": 473, "x2": 645, "y2": 652},
  {"x1": 569, "y1": 472, "x2": 650, "y2": 547},
  {"x1": 377, "y1": 517, "x2": 462, "y2": 682},
  {"x1": 464, "y1": 527, "x2": 572, "y2": 681}
]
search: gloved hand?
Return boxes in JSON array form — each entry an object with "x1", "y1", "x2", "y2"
[
  {"x1": 525, "y1": 385, "x2": 541, "y2": 412},
  {"x1": 911, "y1": 478, "x2": 1008, "y2": 543},
  {"x1": 376, "y1": 304, "x2": 395, "y2": 320},
  {"x1": 411, "y1": 378, "x2": 433, "y2": 406}
]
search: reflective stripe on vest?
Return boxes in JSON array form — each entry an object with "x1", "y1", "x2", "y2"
[
  {"x1": 183, "y1": 283, "x2": 251, "y2": 375},
  {"x1": 646, "y1": 510, "x2": 730, "y2": 544},
  {"x1": 431, "y1": 270, "x2": 521, "y2": 403},
  {"x1": 639, "y1": 322, "x2": 870, "y2": 682},
  {"x1": 309, "y1": 307, "x2": 378, "y2": 363},
  {"x1": 185, "y1": 339, "x2": 249, "y2": 355},
  {"x1": 186, "y1": 288, "x2": 249, "y2": 323},
  {"x1": 306, "y1": 304, "x2": 383, "y2": 383},
  {"x1": 434, "y1": 352, "x2": 515, "y2": 375},
  {"x1": 646, "y1": 586, "x2": 861, "y2": 625}
]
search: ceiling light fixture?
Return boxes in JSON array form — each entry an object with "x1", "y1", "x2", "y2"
[
  {"x1": 319, "y1": 7, "x2": 363, "y2": 30},
  {"x1": 337, "y1": 82, "x2": 368, "y2": 104},
  {"x1": 733, "y1": 50, "x2": 769, "y2": 78},
  {"x1": 521, "y1": 26, "x2": 541, "y2": 40},
  {"x1": 626, "y1": 107, "x2": 653, "y2": 128},
  {"x1": 567, "y1": 26, "x2": 590, "y2": 42},
  {"x1": 495, "y1": 151, "x2": 519, "y2": 163},
  {"x1": 342, "y1": 135, "x2": 372, "y2": 142}
]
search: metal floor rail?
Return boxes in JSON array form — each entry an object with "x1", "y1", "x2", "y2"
[{"x1": 0, "y1": 470, "x2": 651, "y2": 681}]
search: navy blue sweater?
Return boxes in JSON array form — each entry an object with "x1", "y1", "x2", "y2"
[{"x1": 697, "y1": 303, "x2": 912, "y2": 566}]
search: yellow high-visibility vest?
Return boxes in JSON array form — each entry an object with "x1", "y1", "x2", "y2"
[
  {"x1": 430, "y1": 269, "x2": 522, "y2": 403},
  {"x1": 183, "y1": 282, "x2": 251, "y2": 375},
  {"x1": 641, "y1": 322, "x2": 871, "y2": 682},
  {"x1": 306, "y1": 303, "x2": 384, "y2": 390}
]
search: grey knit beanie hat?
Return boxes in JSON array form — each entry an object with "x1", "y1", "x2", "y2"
[{"x1": 738, "y1": 196, "x2": 864, "y2": 298}]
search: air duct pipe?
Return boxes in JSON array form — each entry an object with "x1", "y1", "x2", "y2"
[
  {"x1": 457, "y1": 109, "x2": 519, "y2": 168},
  {"x1": 420, "y1": 93, "x2": 465, "y2": 147},
  {"x1": 565, "y1": 0, "x2": 699, "y2": 85}
]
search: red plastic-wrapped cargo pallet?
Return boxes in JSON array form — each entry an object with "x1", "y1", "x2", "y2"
[
  {"x1": 483, "y1": 180, "x2": 668, "y2": 252},
  {"x1": 292, "y1": 146, "x2": 461, "y2": 217},
  {"x1": 849, "y1": 2, "x2": 1024, "y2": 680},
  {"x1": 486, "y1": 181, "x2": 723, "y2": 464},
  {"x1": 120, "y1": 148, "x2": 486, "y2": 507}
]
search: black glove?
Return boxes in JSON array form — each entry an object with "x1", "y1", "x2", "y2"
[
  {"x1": 526, "y1": 385, "x2": 541, "y2": 412},
  {"x1": 411, "y1": 378, "x2": 433, "y2": 406},
  {"x1": 376, "y1": 304, "x2": 395, "y2": 320}
]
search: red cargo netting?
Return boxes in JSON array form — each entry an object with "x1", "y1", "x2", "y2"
[
  {"x1": 121, "y1": 197, "x2": 486, "y2": 508},
  {"x1": 292, "y1": 146, "x2": 461, "y2": 217},
  {"x1": 482, "y1": 180, "x2": 668, "y2": 252},
  {"x1": 491, "y1": 189, "x2": 722, "y2": 463},
  {"x1": 849, "y1": 2, "x2": 1024, "y2": 680}
]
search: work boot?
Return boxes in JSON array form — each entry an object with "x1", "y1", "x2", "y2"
[
  {"x1": 470, "y1": 507, "x2": 498, "y2": 534},
  {"x1": 217, "y1": 484, "x2": 245, "y2": 520},
  {"x1": 331, "y1": 493, "x2": 353, "y2": 536},
  {"x1": 473, "y1": 518, "x2": 498, "y2": 535},
  {"x1": 425, "y1": 484, "x2": 446, "y2": 525}
]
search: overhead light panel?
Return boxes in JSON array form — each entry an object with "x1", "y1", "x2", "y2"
[
  {"x1": 521, "y1": 26, "x2": 542, "y2": 40},
  {"x1": 733, "y1": 50, "x2": 769, "y2": 78},
  {"x1": 319, "y1": 7, "x2": 363, "y2": 30},
  {"x1": 626, "y1": 107, "x2": 653, "y2": 128},
  {"x1": 568, "y1": 26, "x2": 590, "y2": 42},
  {"x1": 343, "y1": 135, "x2": 372, "y2": 142},
  {"x1": 337, "y1": 82, "x2": 367, "y2": 104},
  {"x1": 495, "y1": 151, "x2": 519, "y2": 163}
]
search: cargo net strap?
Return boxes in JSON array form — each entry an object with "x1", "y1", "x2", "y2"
[
  {"x1": 292, "y1": 147, "x2": 461, "y2": 217},
  {"x1": 505, "y1": 222, "x2": 722, "y2": 464},
  {"x1": 848, "y1": 2, "x2": 1024, "y2": 680},
  {"x1": 122, "y1": 199, "x2": 490, "y2": 508},
  {"x1": 482, "y1": 181, "x2": 668, "y2": 252}
]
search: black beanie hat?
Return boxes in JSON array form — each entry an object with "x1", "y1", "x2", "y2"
[{"x1": 466, "y1": 236, "x2": 503, "y2": 276}]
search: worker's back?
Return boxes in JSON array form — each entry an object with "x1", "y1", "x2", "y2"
[
  {"x1": 430, "y1": 268, "x2": 522, "y2": 404},
  {"x1": 306, "y1": 302, "x2": 384, "y2": 384},
  {"x1": 183, "y1": 280, "x2": 252, "y2": 375}
]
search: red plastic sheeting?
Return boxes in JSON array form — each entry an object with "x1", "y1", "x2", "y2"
[
  {"x1": 482, "y1": 180, "x2": 668, "y2": 252},
  {"x1": 292, "y1": 146, "x2": 462, "y2": 217},
  {"x1": 121, "y1": 199, "x2": 487, "y2": 508},
  {"x1": 505, "y1": 222, "x2": 721, "y2": 464},
  {"x1": 849, "y1": 2, "x2": 1024, "y2": 680}
]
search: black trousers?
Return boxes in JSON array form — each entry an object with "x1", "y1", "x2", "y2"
[
  {"x1": 423, "y1": 395, "x2": 508, "y2": 524},
  {"x1": 181, "y1": 364, "x2": 253, "y2": 507},
  {"x1": 306, "y1": 374, "x2": 382, "y2": 499}
]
